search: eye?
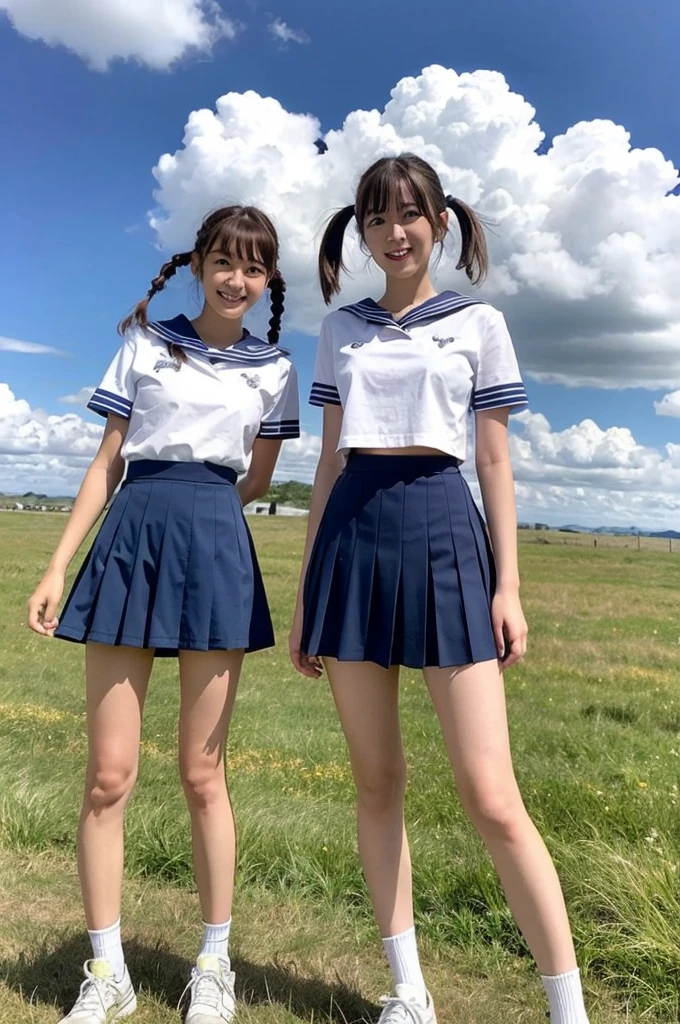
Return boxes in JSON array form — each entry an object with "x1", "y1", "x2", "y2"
[
  {"x1": 403, "y1": 208, "x2": 420, "y2": 220},
  {"x1": 215, "y1": 257, "x2": 230, "y2": 266},
  {"x1": 367, "y1": 215, "x2": 384, "y2": 228},
  {"x1": 246, "y1": 266, "x2": 265, "y2": 276}
]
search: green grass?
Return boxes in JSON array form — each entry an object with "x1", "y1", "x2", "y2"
[{"x1": 0, "y1": 513, "x2": 678, "y2": 1023}]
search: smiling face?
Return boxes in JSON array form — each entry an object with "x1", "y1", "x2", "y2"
[
  {"x1": 198, "y1": 247, "x2": 269, "y2": 322},
  {"x1": 355, "y1": 156, "x2": 449, "y2": 284},
  {"x1": 362, "y1": 189, "x2": 447, "y2": 282},
  {"x1": 190, "y1": 206, "x2": 280, "y2": 325}
]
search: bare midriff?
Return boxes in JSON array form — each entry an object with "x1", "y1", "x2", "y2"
[{"x1": 354, "y1": 445, "x2": 450, "y2": 457}]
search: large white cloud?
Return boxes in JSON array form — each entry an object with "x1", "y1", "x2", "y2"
[
  {"x1": 150, "y1": 66, "x2": 680, "y2": 392},
  {"x1": 0, "y1": 0, "x2": 237, "y2": 71}
]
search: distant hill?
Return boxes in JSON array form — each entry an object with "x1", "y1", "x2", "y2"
[{"x1": 559, "y1": 523, "x2": 680, "y2": 539}]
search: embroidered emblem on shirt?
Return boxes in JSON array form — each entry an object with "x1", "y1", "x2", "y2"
[
  {"x1": 153, "y1": 357, "x2": 181, "y2": 372},
  {"x1": 350, "y1": 342, "x2": 365, "y2": 349},
  {"x1": 241, "y1": 372, "x2": 261, "y2": 389},
  {"x1": 432, "y1": 335, "x2": 457, "y2": 348}
]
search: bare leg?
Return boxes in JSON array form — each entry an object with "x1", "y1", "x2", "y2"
[
  {"x1": 177, "y1": 649, "x2": 244, "y2": 924},
  {"x1": 424, "y1": 659, "x2": 578, "y2": 975},
  {"x1": 78, "y1": 643, "x2": 154, "y2": 929},
  {"x1": 325, "y1": 659, "x2": 413, "y2": 935}
]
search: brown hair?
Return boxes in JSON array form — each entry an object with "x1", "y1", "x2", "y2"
[
  {"x1": 119, "y1": 206, "x2": 286, "y2": 354},
  {"x1": 318, "y1": 153, "x2": 488, "y2": 303}
]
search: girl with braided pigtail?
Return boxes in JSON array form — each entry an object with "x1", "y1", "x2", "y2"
[{"x1": 27, "y1": 205, "x2": 299, "y2": 1024}]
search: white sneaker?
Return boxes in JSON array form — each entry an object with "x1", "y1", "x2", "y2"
[
  {"x1": 58, "y1": 959, "x2": 137, "y2": 1022},
  {"x1": 377, "y1": 984, "x2": 437, "y2": 1024},
  {"x1": 181, "y1": 954, "x2": 236, "y2": 1023}
]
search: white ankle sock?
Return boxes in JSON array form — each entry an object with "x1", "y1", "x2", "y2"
[
  {"x1": 541, "y1": 969, "x2": 589, "y2": 1024},
  {"x1": 88, "y1": 918, "x2": 125, "y2": 982},
  {"x1": 382, "y1": 927, "x2": 426, "y2": 1005},
  {"x1": 199, "y1": 918, "x2": 232, "y2": 959}
]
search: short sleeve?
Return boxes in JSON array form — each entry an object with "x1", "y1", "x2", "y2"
[
  {"x1": 87, "y1": 333, "x2": 137, "y2": 420},
  {"x1": 257, "y1": 361, "x2": 300, "y2": 440},
  {"x1": 309, "y1": 318, "x2": 341, "y2": 407},
  {"x1": 471, "y1": 310, "x2": 528, "y2": 412}
]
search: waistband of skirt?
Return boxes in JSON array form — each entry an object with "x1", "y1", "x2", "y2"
[
  {"x1": 125, "y1": 460, "x2": 238, "y2": 485},
  {"x1": 344, "y1": 453, "x2": 462, "y2": 475}
]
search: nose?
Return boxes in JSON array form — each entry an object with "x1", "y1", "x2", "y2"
[
  {"x1": 387, "y1": 220, "x2": 407, "y2": 244},
  {"x1": 226, "y1": 268, "x2": 245, "y2": 290}
]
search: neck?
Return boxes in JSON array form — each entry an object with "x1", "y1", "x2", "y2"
[
  {"x1": 378, "y1": 270, "x2": 438, "y2": 317},
  {"x1": 190, "y1": 306, "x2": 244, "y2": 349}
]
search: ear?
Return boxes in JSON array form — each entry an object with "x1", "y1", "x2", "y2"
[
  {"x1": 437, "y1": 208, "x2": 450, "y2": 241},
  {"x1": 190, "y1": 252, "x2": 201, "y2": 278}
]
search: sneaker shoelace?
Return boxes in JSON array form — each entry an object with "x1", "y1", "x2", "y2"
[
  {"x1": 379, "y1": 994, "x2": 426, "y2": 1024},
  {"x1": 179, "y1": 961, "x2": 233, "y2": 1014},
  {"x1": 70, "y1": 964, "x2": 116, "y2": 1017}
]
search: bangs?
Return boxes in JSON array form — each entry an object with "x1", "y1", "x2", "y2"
[
  {"x1": 356, "y1": 160, "x2": 433, "y2": 225},
  {"x1": 200, "y1": 208, "x2": 278, "y2": 275},
  {"x1": 352, "y1": 155, "x2": 444, "y2": 237}
]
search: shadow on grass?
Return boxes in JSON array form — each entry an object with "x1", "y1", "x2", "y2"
[{"x1": 0, "y1": 932, "x2": 378, "y2": 1023}]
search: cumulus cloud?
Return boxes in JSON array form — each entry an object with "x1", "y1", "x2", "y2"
[
  {"x1": 59, "y1": 386, "x2": 96, "y2": 407},
  {"x1": 654, "y1": 389, "x2": 680, "y2": 419},
  {"x1": 268, "y1": 18, "x2": 309, "y2": 45},
  {"x1": 505, "y1": 411, "x2": 680, "y2": 529},
  {"x1": 0, "y1": 0, "x2": 238, "y2": 71},
  {"x1": 0, "y1": 383, "x2": 102, "y2": 493},
  {"x1": 150, "y1": 65, "x2": 680, "y2": 391},
  {"x1": 0, "y1": 335, "x2": 66, "y2": 356}
]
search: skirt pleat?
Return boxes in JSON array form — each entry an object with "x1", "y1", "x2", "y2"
[
  {"x1": 56, "y1": 460, "x2": 274, "y2": 656},
  {"x1": 301, "y1": 454, "x2": 499, "y2": 670}
]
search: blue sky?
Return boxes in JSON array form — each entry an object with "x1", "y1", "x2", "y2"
[{"x1": 1, "y1": 0, "x2": 679, "y2": 526}]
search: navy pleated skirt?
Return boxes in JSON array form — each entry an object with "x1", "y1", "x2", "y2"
[
  {"x1": 301, "y1": 454, "x2": 499, "y2": 670},
  {"x1": 55, "y1": 460, "x2": 274, "y2": 656}
]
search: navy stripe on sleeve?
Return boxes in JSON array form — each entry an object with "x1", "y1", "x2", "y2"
[
  {"x1": 309, "y1": 382, "x2": 342, "y2": 407},
  {"x1": 472, "y1": 382, "x2": 528, "y2": 411},
  {"x1": 87, "y1": 388, "x2": 133, "y2": 419},
  {"x1": 257, "y1": 419, "x2": 301, "y2": 439}
]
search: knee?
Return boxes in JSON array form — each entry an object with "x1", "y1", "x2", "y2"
[
  {"x1": 354, "y1": 760, "x2": 407, "y2": 816},
  {"x1": 460, "y1": 778, "x2": 528, "y2": 843},
  {"x1": 180, "y1": 763, "x2": 226, "y2": 812},
  {"x1": 86, "y1": 763, "x2": 137, "y2": 813}
]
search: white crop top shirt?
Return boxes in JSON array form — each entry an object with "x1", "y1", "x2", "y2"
[
  {"x1": 88, "y1": 315, "x2": 300, "y2": 474},
  {"x1": 309, "y1": 291, "x2": 527, "y2": 461}
]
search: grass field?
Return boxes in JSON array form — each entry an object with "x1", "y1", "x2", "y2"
[{"x1": 0, "y1": 513, "x2": 678, "y2": 1024}]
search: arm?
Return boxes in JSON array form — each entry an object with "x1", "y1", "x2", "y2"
[
  {"x1": 474, "y1": 407, "x2": 527, "y2": 668},
  {"x1": 27, "y1": 414, "x2": 129, "y2": 635},
  {"x1": 236, "y1": 438, "x2": 283, "y2": 507},
  {"x1": 289, "y1": 405, "x2": 344, "y2": 676}
]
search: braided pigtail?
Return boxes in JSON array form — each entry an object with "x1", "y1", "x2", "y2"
[
  {"x1": 318, "y1": 204, "x2": 356, "y2": 304},
  {"x1": 445, "y1": 196, "x2": 488, "y2": 286},
  {"x1": 267, "y1": 270, "x2": 286, "y2": 345},
  {"x1": 118, "y1": 251, "x2": 193, "y2": 340}
]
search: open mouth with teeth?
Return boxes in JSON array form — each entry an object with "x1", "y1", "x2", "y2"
[
  {"x1": 385, "y1": 248, "x2": 412, "y2": 262},
  {"x1": 217, "y1": 290, "x2": 246, "y2": 304}
]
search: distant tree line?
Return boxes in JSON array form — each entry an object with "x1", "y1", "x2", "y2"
[{"x1": 261, "y1": 480, "x2": 313, "y2": 509}]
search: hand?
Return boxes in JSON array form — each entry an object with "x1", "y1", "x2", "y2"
[
  {"x1": 289, "y1": 608, "x2": 323, "y2": 679},
  {"x1": 491, "y1": 586, "x2": 527, "y2": 670},
  {"x1": 27, "y1": 569, "x2": 64, "y2": 636}
]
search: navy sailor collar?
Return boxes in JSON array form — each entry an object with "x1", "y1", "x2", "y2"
[
  {"x1": 147, "y1": 314, "x2": 282, "y2": 366},
  {"x1": 339, "y1": 290, "x2": 485, "y2": 329}
]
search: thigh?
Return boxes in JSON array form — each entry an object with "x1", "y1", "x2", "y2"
[
  {"x1": 177, "y1": 649, "x2": 245, "y2": 773},
  {"x1": 85, "y1": 643, "x2": 155, "y2": 770},
  {"x1": 325, "y1": 659, "x2": 404, "y2": 781},
  {"x1": 423, "y1": 660, "x2": 520, "y2": 803}
]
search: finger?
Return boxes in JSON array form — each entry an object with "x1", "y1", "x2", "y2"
[
  {"x1": 492, "y1": 619, "x2": 506, "y2": 659},
  {"x1": 27, "y1": 598, "x2": 46, "y2": 633},
  {"x1": 44, "y1": 595, "x2": 59, "y2": 623},
  {"x1": 290, "y1": 648, "x2": 319, "y2": 678},
  {"x1": 300, "y1": 653, "x2": 323, "y2": 678},
  {"x1": 501, "y1": 636, "x2": 524, "y2": 670}
]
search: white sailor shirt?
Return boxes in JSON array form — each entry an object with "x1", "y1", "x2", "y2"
[
  {"x1": 88, "y1": 314, "x2": 300, "y2": 475},
  {"x1": 309, "y1": 291, "x2": 527, "y2": 461}
]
